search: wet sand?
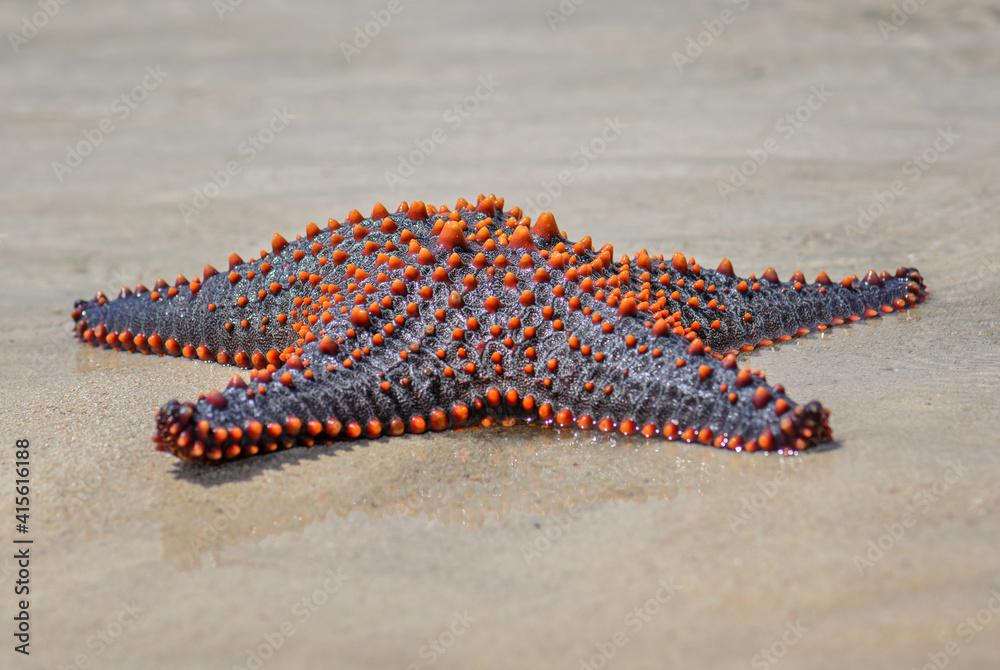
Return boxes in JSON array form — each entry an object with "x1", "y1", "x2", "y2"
[{"x1": 1, "y1": 1, "x2": 999, "y2": 668}]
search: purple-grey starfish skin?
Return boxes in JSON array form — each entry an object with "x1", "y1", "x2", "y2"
[{"x1": 71, "y1": 195, "x2": 927, "y2": 463}]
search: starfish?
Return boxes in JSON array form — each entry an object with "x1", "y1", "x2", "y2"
[{"x1": 71, "y1": 195, "x2": 926, "y2": 463}]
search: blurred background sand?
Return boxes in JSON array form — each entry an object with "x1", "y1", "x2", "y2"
[{"x1": 1, "y1": 0, "x2": 999, "y2": 668}]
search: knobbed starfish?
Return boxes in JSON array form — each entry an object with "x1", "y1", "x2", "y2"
[{"x1": 72, "y1": 195, "x2": 926, "y2": 463}]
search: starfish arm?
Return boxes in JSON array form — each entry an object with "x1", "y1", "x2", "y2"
[
  {"x1": 532, "y1": 309, "x2": 834, "y2": 449},
  {"x1": 632, "y1": 254, "x2": 926, "y2": 354},
  {"x1": 70, "y1": 231, "x2": 333, "y2": 366},
  {"x1": 711, "y1": 266, "x2": 927, "y2": 352},
  {"x1": 153, "y1": 328, "x2": 830, "y2": 462},
  {"x1": 156, "y1": 327, "x2": 509, "y2": 461},
  {"x1": 153, "y1": 344, "x2": 411, "y2": 461}
]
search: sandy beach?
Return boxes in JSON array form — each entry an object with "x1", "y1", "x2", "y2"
[{"x1": 2, "y1": 0, "x2": 999, "y2": 668}]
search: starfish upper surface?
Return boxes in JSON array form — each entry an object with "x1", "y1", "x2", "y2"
[{"x1": 72, "y1": 195, "x2": 926, "y2": 463}]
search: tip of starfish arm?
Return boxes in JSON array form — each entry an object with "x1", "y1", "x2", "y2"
[
  {"x1": 775, "y1": 400, "x2": 833, "y2": 452},
  {"x1": 896, "y1": 266, "x2": 927, "y2": 303}
]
